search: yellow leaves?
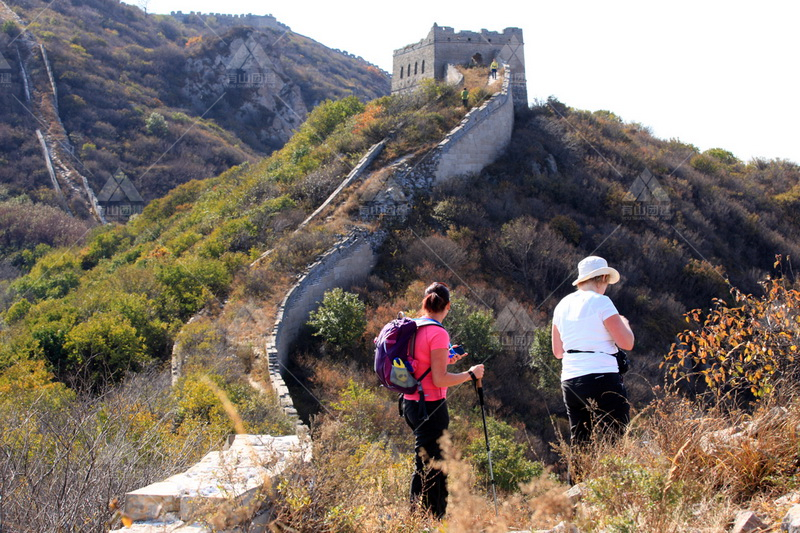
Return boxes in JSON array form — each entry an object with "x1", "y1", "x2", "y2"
[{"x1": 663, "y1": 277, "x2": 800, "y2": 404}]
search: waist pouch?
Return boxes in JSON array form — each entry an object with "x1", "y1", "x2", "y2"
[{"x1": 566, "y1": 349, "x2": 630, "y2": 374}]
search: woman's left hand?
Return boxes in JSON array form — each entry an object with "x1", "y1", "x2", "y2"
[{"x1": 449, "y1": 346, "x2": 468, "y2": 364}]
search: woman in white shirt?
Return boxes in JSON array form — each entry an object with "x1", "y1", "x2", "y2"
[{"x1": 552, "y1": 256, "x2": 635, "y2": 446}]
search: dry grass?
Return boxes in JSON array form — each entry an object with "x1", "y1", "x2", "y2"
[{"x1": 546, "y1": 384, "x2": 800, "y2": 532}]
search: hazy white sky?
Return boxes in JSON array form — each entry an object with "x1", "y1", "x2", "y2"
[{"x1": 140, "y1": 0, "x2": 799, "y2": 164}]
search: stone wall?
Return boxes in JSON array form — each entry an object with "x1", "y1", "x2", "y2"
[
  {"x1": 433, "y1": 66, "x2": 514, "y2": 183},
  {"x1": 121, "y1": 51, "x2": 517, "y2": 528},
  {"x1": 296, "y1": 140, "x2": 386, "y2": 231},
  {"x1": 392, "y1": 24, "x2": 527, "y2": 105},
  {"x1": 265, "y1": 229, "x2": 383, "y2": 422},
  {"x1": 169, "y1": 11, "x2": 290, "y2": 31}
]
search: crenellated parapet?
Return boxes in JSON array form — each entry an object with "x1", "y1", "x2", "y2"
[
  {"x1": 392, "y1": 24, "x2": 527, "y2": 107},
  {"x1": 169, "y1": 11, "x2": 291, "y2": 31}
]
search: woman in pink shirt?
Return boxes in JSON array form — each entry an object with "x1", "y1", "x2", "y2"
[{"x1": 402, "y1": 282, "x2": 484, "y2": 519}]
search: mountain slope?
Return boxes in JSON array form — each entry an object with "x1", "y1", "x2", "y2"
[
  {"x1": 3, "y1": 78, "x2": 800, "y2": 529},
  {"x1": 0, "y1": 0, "x2": 390, "y2": 209}
]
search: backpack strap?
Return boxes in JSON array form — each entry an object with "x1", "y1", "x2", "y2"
[
  {"x1": 408, "y1": 318, "x2": 445, "y2": 382},
  {"x1": 409, "y1": 318, "x2": 446, "y2": 413},
  {"x1": 413, "y1": 317, "x2": 444, "y2": 328}
]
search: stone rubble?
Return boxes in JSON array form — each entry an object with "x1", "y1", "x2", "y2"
[
  {"x1": 111, "y1": 434, "x2": 307, "y2": 532},
  {"x1": 783, "y1": 505, "x2": 800, "y2": 532},
  {"x1": 731, "y1": 510, "x2": 768, "y2": 532}
]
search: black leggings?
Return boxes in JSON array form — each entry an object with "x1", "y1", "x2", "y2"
[
  {"x1": 403, "y1": 398, "x2": 449, "y2": 519},
  {"x1": 562, "y1": 373, "x2": 629, "y2": 445}
]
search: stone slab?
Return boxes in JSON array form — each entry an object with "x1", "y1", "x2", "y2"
[
  {"x1": 125, "y1": 480, "x2": 183, "y2": 521},
  {"x1": 124, "y1": 435, "x2": 306, "y2": 524}
]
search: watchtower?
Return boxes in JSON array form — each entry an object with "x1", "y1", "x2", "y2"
[{"x1": 392, "y1": 24, "x2": 527, "y2": 107}]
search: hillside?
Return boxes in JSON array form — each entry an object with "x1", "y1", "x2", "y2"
[
  {"x1": 3, "y1": 77, "x2": 800, "y2": 530},
  {"x1": 0, "y1": 0, "x2": 389, "y2": 214}
]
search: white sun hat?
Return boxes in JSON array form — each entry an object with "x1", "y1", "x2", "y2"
[{"x1": 572, "y1": 256, "x2": 620, "y2": 286}]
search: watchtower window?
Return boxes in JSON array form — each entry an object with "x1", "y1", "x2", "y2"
[
  {"x1": 421, "y1": 60, "x2": 425, "y2": 73},
  {"x1": 414, "y1": 62, "x2": 418, "y2": 75},
  {"x1": 400, "y1": 65, "x2": 403, "y2": 79},
  {"x1": 408, "y1": 63, "x2": 411, "y2": 77}
]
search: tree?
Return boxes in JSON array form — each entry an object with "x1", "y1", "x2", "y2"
[
  {"x1": 446, "y1": 297, "x2": 501, "y2": 360},
  {"x1": 528, "y1": 323, "x2": 561, "y2": 393},
  {"x1": 11, "y1": 251, "x2": 81, "y2": 300},
  {"x1": 663, "y1": 277, "x2": 800, "y2": 407},
  {"x1": 307, "y1": 288, "x2": 366, "y2": 350},
  {"x1": 65, "y1": 313, "x2": 150, "y2": 388},
  {"x1": 145, "y1": 112, "x2": 168, "y2": 137}
]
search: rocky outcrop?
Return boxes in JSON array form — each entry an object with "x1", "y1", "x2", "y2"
[{"x1": 181, "y1": 33, "x2": 308, "y2": 151}]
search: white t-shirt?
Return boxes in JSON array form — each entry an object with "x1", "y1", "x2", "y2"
[{"x1": 553, "y1": 290, "x2": 620, "y2": 381}]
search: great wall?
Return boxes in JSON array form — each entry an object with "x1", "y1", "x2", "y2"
[
  {"x1": 0, "y1": 0, "x2": 107, "y2": 222},
  {"x1": 60, "y1": 21, "x2": 523, "y2": 531}
]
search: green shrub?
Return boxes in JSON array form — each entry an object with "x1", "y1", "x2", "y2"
[
  {"x1": 704, "y1": 147, "x2": 739, "y2": 166},
  {"x1": 308, "y1": 288, "x2": 366, "y2": 351},
  {"x1": 64, "y1": 312, "x2": 150, "y2": 387},
  {"x1": 156, "y1": 257, "x2": 231, "y2": 318},
  {"x1": 690, "y1": 154, "x2": 719, "y2": 175},
  {"x1": 585, "y1": 456, "x2": 684, "y2": 531},
  {"x1": 465, "y1": 415, "x2": 543, "y2": 491},
  {"x1": 330, "y1": 379, "x2": 383, "y2": 441},
  {"x1": 528, "y1": 324, "x2": 561, "y2": 392},
  {"x1": 172, "y1": 371, "x2": 293, "y2": 435},
  {"x1": 549, "y1": 215, "x2": 581, "y2": 245},
  {"x1": 80, "y1": 226, "x2": 132, "y2": 269},
  {"x1": 145, "y1": 111, "x2": 169, "y2": 137},
  {"x1": 2, "y1": 20, "x2": 19, "y2": 36},
  {"x1": 166, "y1": 230, "x2": 202, "y2": 256},
  {"x1": 12, "y1": 251, "x2": 81, "y2": 301},
  {"x1": 446, "y1": 297, "x2": 501, "y2": 360},
  {"x1": 5, "y1": 298, "x2": 31, "y2": 323}
]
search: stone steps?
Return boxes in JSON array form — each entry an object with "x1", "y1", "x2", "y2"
[{"x1": 111, "y1": 434, "x2": 308, "y2": 532}]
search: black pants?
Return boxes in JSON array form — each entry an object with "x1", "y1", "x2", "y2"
[
  {"x1": 562, "y1": 373, "x2": 629, "y2": 445},
  {"x1": 403, "y1": 398, "x2": 449, "y2": 519}
]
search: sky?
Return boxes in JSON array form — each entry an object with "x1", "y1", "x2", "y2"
[{"x1": 138, "y1": 0, "x2": 799, "y2": 164}]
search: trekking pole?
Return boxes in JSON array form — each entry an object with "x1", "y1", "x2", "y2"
[{"x1": 474, "y1": 378, "x2": 499, "y2": 516}]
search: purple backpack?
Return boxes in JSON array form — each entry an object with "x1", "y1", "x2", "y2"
[{"x1": 374, "y1": 315, "x2": 443, "y2": 395}]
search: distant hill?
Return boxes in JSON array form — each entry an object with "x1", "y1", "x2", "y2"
[{"x1": 0, "y1": 0, "x2": 389, "y2": 210}]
